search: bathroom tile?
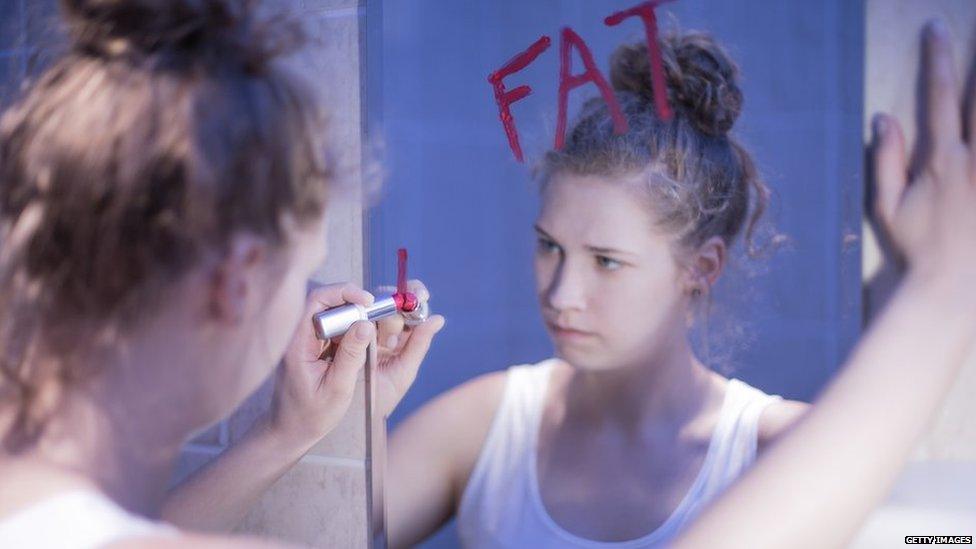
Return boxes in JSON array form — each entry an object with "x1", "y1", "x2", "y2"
[
  {"x1": 227, "y1": 374, "x2": 277, "y2": 443},
  {"x1": 308, "y1": 369, "x2": 367, "y2": 460},
  {"x1": 227, "y1": 365, "x2": 368, "y2": 461},
  {"x1": 235, "y1": 458, "x2": 369, "y2": 547}
]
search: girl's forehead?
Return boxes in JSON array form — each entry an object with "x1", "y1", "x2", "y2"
[{"x1": 538, "y1": 173, "x2": 668, "y2": 247}]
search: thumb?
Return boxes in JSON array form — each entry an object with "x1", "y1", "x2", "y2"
[{"x1": 322, "y1": 320, "x2": 375, "y2": 401}]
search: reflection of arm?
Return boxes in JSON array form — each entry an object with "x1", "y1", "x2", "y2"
[
  {"x1": 675, "y1": 275, "x2": 976, "y2": 548},
  {"x1": 387, "y1": 372, "x2": 506, "y2": 549}
]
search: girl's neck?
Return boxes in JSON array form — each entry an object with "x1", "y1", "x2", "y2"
[
  {"x1": 0, "y1": 339, "x2": 206, "y2": 519},
  {"x1": 19, "y1": 387, "x2": 185, "y2": 518},
  {"x1": 556, "y1": 336, "x2": 723, "y2": 434}
]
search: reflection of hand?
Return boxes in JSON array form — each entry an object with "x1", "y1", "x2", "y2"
[
  {"x1": 872, "y1": 21, "x2": 976, "y2": 289},
  {"x1": 374, "y1": 279, "x2": 446, "y2": 417},
  {"x1": 269, "y1": 282, "x2": 377, "y2": 451}
]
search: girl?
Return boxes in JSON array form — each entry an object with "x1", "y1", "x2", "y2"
[
  {"x1": 0, "y1": 0, "x2": 442, "y2": 547},
  {"x1": 385, "y1": 31, "x2": 808, "y2": 548}
]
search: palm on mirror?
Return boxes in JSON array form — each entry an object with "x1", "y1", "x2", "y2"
[{"x1": 873, "y1": 21, "x2": 976, "y2": 288}]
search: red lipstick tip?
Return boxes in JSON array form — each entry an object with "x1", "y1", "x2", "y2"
[{"x1": 393, "y1": 291, "x2": 418, "y2": 313}]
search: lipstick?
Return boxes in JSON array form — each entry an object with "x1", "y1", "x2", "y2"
[{"x1": 311, "y1": 248, "x2": 429, "y2": 340}]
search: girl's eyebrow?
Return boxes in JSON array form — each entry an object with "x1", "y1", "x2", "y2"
[
  {"x1": 535, "y1": 224, "x2": 638, "y2": 258},
  {"x1": 534, "y1": 224, "x2": 557, "y2": 240},
  {"x1": 584, "y1": 244, "x2": 637, "y2": 259}
]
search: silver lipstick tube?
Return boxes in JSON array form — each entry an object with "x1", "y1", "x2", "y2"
[{"x1": 312, "y1": 295, "x2": 429, "y2": 340}]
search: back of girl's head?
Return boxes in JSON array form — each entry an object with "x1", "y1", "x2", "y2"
[
  {"x1": 0, "y1": 0, "x2": 332, "y2": 450},
  {"x1": 540, "y1": 30, "x2": 769, "y2": 257}
]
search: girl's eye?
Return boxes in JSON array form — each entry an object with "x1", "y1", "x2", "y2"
[
  {"x1": 596, "y1": 255, "x2": 622, "y2": 271},
  {"x1": 537, "y1": 237, "x2": 560, "y2": 254}
]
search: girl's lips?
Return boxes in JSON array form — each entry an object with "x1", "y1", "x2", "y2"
[{"x1": 547, "y1": 322, "x2": 594, "y2": 339}]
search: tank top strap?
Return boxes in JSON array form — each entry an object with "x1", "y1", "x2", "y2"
[
  {"x1": 490, "y1": 359, "x2": 556, "y2": 463},
  {"x1": 696, "y1": 378, "x2": 783, "y2": 495},
  {"x1": 509, "y1": 360, "x2": 556, "y2": 414}
]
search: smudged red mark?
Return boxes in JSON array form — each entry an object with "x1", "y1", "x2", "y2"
[
  {"x1": 394, "y1": 248, "x2": 417, "y2": 313},
  {"x1": 488, "y1": 35, "x2": 552, "y2": 163},
  {"x1": 555, "y1": 27, "x2": 628, "y2": 151},
  {"x1": 604, "y1": 0, "x2": 675, "y2": 122}
]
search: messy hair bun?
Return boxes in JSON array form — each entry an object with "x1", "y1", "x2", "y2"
[
  {"x1": 541, "y1": 28, "x2": 771, "y2": 259},
  {"x1": 610, "y1": 31, "x2": 743, "y2": 136},
  {"x1": 60, "y1": 0, "x2": 301, "y2": 68}
]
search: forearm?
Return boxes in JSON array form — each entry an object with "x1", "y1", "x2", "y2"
[
  {"x1": 385, "y1": 432, "x2": 457, "y2": 549},
  {"x1": 385, "y1": 382, "x2": 497, "y2": 549},
  {"x1": 163, "y1": 416, "x2": 313, "y2": 532},
  {"x1": 675, "y1": 272, "x2": 976, "y2": 548}
]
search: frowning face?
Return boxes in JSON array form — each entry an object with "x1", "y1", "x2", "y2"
[{"x1": 534, "y1": 172, "x2": 688, "y2": 371}]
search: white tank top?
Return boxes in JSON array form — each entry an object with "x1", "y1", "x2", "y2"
[
  {"x1": 0, "y1": 490, "x2": 177, "y2": 548},
  {"x1": 457, "y1": 360, "x2": 782, "y2": 548}
]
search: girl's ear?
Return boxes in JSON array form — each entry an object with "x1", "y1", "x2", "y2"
[
  {"x1": 681, "y1": 236, "x2": 727, "y2": 295},
  {"x1": 207, "y1": 233, "x2": 267, "y2": 325}
]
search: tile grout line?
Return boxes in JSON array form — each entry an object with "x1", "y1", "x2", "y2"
[
  {"x1": 182, "y1": 442, "x2": 366, "y2": 470},
  {"x1": 300, "y1": 453, "x2": 365, "y2": 469}
]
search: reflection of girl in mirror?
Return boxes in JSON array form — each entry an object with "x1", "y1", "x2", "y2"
[
  {"x1": 160, "y1": 17, "x2": 976, "y2": 548},
  {"x1": 389, "y1": 31, "x2": 809, "y2": 548}
]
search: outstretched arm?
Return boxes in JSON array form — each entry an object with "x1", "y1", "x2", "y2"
[{"x1": 675, "y1": 20, "x2": 976, "y2": 549}]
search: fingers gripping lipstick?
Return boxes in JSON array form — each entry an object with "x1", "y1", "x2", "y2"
[{"x1": 311, "y1": 248, "x2": 429, "y2": 341}]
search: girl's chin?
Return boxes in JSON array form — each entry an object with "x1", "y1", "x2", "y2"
[{"x1": 553, "y1": 347, "x2": 618, "y2": 372}]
